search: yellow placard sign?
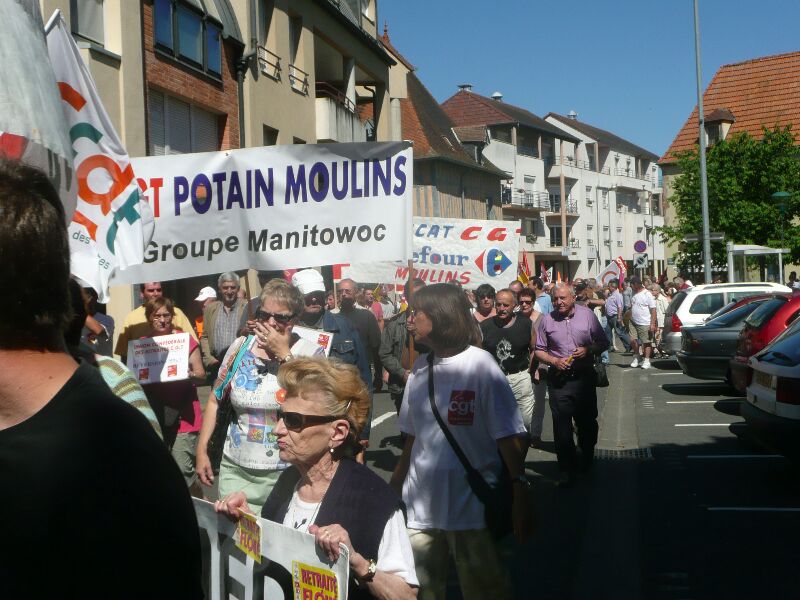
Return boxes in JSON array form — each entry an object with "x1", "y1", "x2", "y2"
[
  {"x1": 235, "y1": 512, "x2": 262, "y2": 563},
  {"x1": 292, "y1": 561, "x2": 339, "y2": 600}
]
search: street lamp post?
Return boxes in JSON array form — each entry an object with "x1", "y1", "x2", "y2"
[
  {"x1": 772, "y1": 191, "x2": 790, "y2": 284},
  {"x1": 693, "y1": 0, "x2": 712, "y2": 284}
]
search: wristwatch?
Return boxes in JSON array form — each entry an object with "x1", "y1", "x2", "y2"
[
  {"x1": 280, "y1": 352, "x2": 294, "y2": 363},
  {"x1": 358, "y1": 559, "x2": 377, "y2": 582},
  {"x1": 512, "y1": 474, "x2": 532, "y2": 489}
]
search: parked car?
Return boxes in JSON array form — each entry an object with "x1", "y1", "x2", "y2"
[
  {"x1": 676, "y1": 298, "x2": 772, "y2": 381},
  {"x1": 741, "y1": 320, "x2": 800, "y2": 463},
  {"x1": 729, "y1": 295, "x2": 800, "y2": 393},
  {"x1": 706, "y1": 291, "x2": 787, "y2": 322},
  {"x1": 662, "y1": 283, "x2": 791, "y2": 355}
]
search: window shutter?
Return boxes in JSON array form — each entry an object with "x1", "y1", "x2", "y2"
[
  {"x1": 167, "y1": 96, "x2": 192, "y2": 155},
  {"x1": 191, "y1": 107, "x2": 219, "y2": 153},
  {"x1": 148, "y1": 90, "x2": 166, "y2": 156}
]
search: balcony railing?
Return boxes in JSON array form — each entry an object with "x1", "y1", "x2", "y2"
[
  {"x1": 257, "y1": 46, "x2": 281, "y2": 80},
  {"x1": 549, "y1": 238, "x2": 563, "y2": 248},
  {"x1": 506, "y1": 190, "x2": 550, "y2": 209},
  {"x1": 517, "y1": 144, "x2": 538, "y2": 158},
  {"x1": 549, "y1": 200, "x2": 579, "y2": 213},
  {"x1": 569, "y1": 238, "x2": 580, "y2": 248},
  {"x1": 544, "y1": 156, "x2": 610, "y2": 173},
  {"x1": 316, "y1": 81, "x2": 355, "y2": 112},
  {"x1": 289, "y1": 64, "x2": 309, "y2": 95},
  {"x1": 616, "y1": 204, "x2": 624, "y2": 212}
]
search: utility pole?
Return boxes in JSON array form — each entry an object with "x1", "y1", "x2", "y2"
[{"x1": 694, "y1": 0, "x2": 712, "y2": 283}]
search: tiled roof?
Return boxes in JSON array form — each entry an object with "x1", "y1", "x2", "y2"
[
  {"x1": 402, "y1": 72, "x2": 506, "y2": 177},
  {"x1": 546, "y1": 112, "x2": 659, "y2": 161},
  {"x1": 441, "y1": 90, "x2": 579, "y2": 142},
  {"x1": 453, "y1": 125, "x2": 488, "y2": 143},
  {"x1": 660, "y1": 51, "x2": 800, "y2": 164}
]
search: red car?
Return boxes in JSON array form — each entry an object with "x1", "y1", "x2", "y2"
[{"x1": 730, "y1": 294, "x2": 800, "y2": 393}]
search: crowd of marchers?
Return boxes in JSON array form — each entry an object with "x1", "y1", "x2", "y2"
[{"x1": 2, "y1": 157, "x2": 694, "y2": 599}]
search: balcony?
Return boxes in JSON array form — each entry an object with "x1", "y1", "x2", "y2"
[
  {"x1": 547, "y1": 198, "x2": 579, "y2": 215},
  {"x1": 257, "y1": 46, "x2": 281, "y2": 80},
  {"x1": 289, "y1": 64, "x2": 309, "y2": 95},
  {"x1": 587, "y1": 239, "x2": 596, "y2": 248},
  {"x1": 315, "y1": 83, "x2": 366, "y2": 143},
  {"x1": 569, "y1": 238, "x2": 580, "y2": 248},
  {"x1": 503, "y1": 190, "x2": 550, "y2": 210},
  {"x1": 517, "y1": 144, "x2": 538, "y2": 158},
  {"x1": 544, "y1": 156, "x2": 582, "y2": 180}
]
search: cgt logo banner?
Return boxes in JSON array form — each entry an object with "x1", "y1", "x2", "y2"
[
  {"x1": 339, "y1": 217, "x2": 521, "y2": 289},
  {"x1": 46, "y1": 11, "x2": 153, "y2": 302},
  {"x1": 111, "y1": 141, "x2": 413, "y2": 285},
  {"x1": 595, "y1": 256, "x2": 627, "y2": 285}
]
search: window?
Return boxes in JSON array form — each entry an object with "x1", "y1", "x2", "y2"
[
  {"x1": 549, "y1": 226, "x2": 563, "y2": 247},
  {"x1": 585, "y1": 185, "x2": 593, "y2": 206},
  {"x1": 263, "y1": 125, "x2": 278, "y2": 146},
  {"x1": 154, "y1": 0, "x2": 223, "y2": 77},
  {"x1": 289, "y1": 16, "x2": 302, "y2": 66},
  {"x1": 293, "y1": 137, "x2": 306, "y2": 144},
  {"x1": 689, "y1": 293, "x2": 725, "y2": 315},
  {"x1": 602, "y1": 189, "x2": 608, "y2": 208},
  {"x1": 491, "y1": 127, "x2": 512, "y2": 144},
  {"x1": 71, "y1": 0, "x2": 104, "y2": 45},
  {"x1": 148, "y1": 90, "x2": 219, "y2": 155}
]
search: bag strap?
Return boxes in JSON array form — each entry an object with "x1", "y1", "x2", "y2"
[
  {"x1": 426, "y1": 353, "x2": 491, "y2": 496},
  {"x1": 212, "y1": 335, "x2": 254, "y2": 401}
]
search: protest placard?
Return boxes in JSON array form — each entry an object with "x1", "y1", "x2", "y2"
[
  {"x1": 293, "y1": 325, "x2": 333, "y2": 356},
  {"x1": 193, "y1": 499, "x2": 349, "y2": 600},
  {"x1": 111, "y1": 142, "x2": 413, "y2": 284},
  {"x1": 340, "y1": 216, "x2": 521, "y2": 289},
  {"x1": 126, "y1": 333, "x2": 190, "y2": 384}
]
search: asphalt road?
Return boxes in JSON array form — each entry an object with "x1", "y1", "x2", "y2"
[{"x1": 363, "y1": 354, "x2": 800, "y2": 600}]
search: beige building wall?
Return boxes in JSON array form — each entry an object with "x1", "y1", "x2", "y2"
[{"x1": 236, "y1": 0, "x2": 392, "y2": 147}]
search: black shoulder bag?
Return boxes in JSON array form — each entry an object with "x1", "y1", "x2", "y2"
[{"x1": 426, "y1": 353, "x2": 513, "y2": 540}]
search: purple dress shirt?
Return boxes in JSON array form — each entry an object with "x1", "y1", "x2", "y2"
[
  {"x1": 605, "y1": 290, "x2": 624, "y2": 318},
  {"x1": 535, "y1": 304, "x2": 610, "y2": 369}
]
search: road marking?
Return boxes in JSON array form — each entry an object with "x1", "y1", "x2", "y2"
[
  {"x1": 687, "y1": 454, "x2": 782, "y2": 459},
  {"x1": 652, "y1": 372, "x2": 684, "y2": 376},
  {"x1": 707, "y1": 507, "x2": 800, "y2": 512},
  {"x1": 371, "y1": 411, "x2": 396, "y2": 427},
  {"x1": 666, "y1": 400, "x2": 740, "y2": 404},
  {"x1": 674, "y1": 423, "x2": 731, "y2": 427}
]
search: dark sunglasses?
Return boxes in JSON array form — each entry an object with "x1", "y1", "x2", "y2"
[
  {"x1": 255, "y1": 309, "x2": 294, "y2": 324},
  {"x1": 519, "y1": 299, "x2": 534, "y2": 305},
  {"x1": 277, "y1": 410, "x2": 338, "y2": 431},
  {"x1": 476, "y1": 294, "x2": 495, "y2": 300}
]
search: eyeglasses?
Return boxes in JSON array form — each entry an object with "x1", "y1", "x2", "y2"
[
  {"x1": 255, "y1": 309, "x2": 295, "y2": 324},
  {"x1": 519, "y1": 300, "x2": 533, "y2": 305},
  {"x1": 152, "y1": 313, "x2": 173, "y2": 321},
  {"x1": 476, "y1": 294, "x2": 495, "y2": 300},
  {"x1": 277, "y1": 410, "x2": 338, "y2": 431}
]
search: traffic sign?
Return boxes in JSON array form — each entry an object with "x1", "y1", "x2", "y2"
[
  {"x1": 634, "y1": 240, "x2": 647, "y2": 253},
  {"x1": 633, "y1": 253, "x2": 649, "y2": 268}
]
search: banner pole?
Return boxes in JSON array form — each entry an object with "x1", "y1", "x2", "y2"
[
  {"x1": 407, "y1": 259, "x2": 415, "y2": 365},
  {"x1": 244, "y1": 272, "x2": 253, "y2": 319}
]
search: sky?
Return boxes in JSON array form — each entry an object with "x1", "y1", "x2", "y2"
[{"x1": 378, "y1": 0, "x2": 800, "y2": 157}]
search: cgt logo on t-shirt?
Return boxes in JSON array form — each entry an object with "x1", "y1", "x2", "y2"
[{"x1": 448, "y1": 390, "x2": 475, "y2": 426}]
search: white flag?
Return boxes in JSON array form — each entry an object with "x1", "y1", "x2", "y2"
[
  {"x1": 595, "y1": 256, "x2": 627, "y2": 286},
  {"x1": 46, "y1": 11, "x2": 153, "y2": 302},
  {"x1": 0, "y1": 0, "x2": 75, "y2": 221}
]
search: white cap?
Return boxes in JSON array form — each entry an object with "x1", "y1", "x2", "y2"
[
  {"x1": 292, "y1": 269, "x2": 326, "y2": 295},
  {"x1": 194, "y1": 286, "x2": 217, "y2": 302}
]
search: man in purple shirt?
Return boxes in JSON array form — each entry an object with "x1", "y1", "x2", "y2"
[
  {"x1": 605, "y1": 279, "x2": 632, "y2": 352},
  {"x1": 534, "y1": 283, "x2": 610, "y2": 486}
]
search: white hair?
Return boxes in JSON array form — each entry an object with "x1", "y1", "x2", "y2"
[
  {"x1": 218, "y1": 272, "x2": 240, "y2": 288},
  {"x1": 553, "y1": 282, "x2": 576, "y2": 297}
]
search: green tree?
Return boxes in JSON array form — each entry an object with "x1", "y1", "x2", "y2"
[{"x1": 660, "y1": 126, "x2": 800, "y2": 274}]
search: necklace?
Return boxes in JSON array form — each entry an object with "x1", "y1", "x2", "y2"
[{"x1": 291, "y1": 461, "x2": 338, "y2": 530}]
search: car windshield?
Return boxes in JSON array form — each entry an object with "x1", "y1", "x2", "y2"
[
  {"x1": 744, "y1": 297, "x2": 787, "y2": 329},
  {"x1": 758, "y1": 320, "x2": 800, "y2": 366},
  {"x1": 706, "y1": 300, "x2": 765, "y2": 327}
]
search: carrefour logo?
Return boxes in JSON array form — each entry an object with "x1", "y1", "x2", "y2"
[{"x1": 474, "y1": 248, "x2": 512, "y2": 277}]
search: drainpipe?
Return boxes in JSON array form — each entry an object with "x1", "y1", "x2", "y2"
[{"x1": 236, "y1": 0, "x2": 259, "y2": 148}]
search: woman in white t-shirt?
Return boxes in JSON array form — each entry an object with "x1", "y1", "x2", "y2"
[
  {"x1": 390, "y1": 283, "x2": 533, "y2": 600},
  {"x1": 216, "y1": 357, "x2": 418, "y2": 599},
  {"x1": 196, "y1": 279, "x2": 323, "y2": 513}
]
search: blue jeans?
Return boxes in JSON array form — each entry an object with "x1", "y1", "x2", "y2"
[{"x1": 608, "y1": 314, "x2": 632, "y2": 352}]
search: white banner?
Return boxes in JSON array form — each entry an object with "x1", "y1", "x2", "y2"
[
  {"x1": 293, "y1": 325, "x2": 333, "y2": 356},
  {"x1": 112, "y1": 142, "x2": 413, "y2": 284},
  {"x1": 0, "y1": 1, "x2": 75, "y2": 220},
  {"x1": 194, "y1": 499, "x2": 349, "y2": 600},
  {"x1": 46, "y1": 11, "x2": 153, "y2": 302},
  {"x1": 340, "y1": 216, "x2": 520, "y2": 289},
  {"x1": 127, "y1": 333, "x2": 190, "y2": 384},
  {"x1": 595, "y1": 256, "x2": 627, "y2": 285}
]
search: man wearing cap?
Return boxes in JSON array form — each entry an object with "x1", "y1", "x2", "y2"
[
  {"x1": 292, "y1": 269, "x2": 374, "y2": 460},
  {"x1": 193, "y1": 286, "x2": 217, "y2": 337},
  {"x1": 200, "y1": 272, "x2": 248, "y2": 381},
  {"x1": 114, "y1": 282, "x2": 197, "y2": 363}
]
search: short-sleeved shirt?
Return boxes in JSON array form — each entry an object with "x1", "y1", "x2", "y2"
[
  {"x1": 399, "y1": 346, "x2": 526, "y2": 530},
  {"x1": 631, "y1": 290, "x2": 657, "y2": 325},
  {"x1": 218, "y1": 336, "x2": 323, "y2": 470},
  {"x1": 534, "y1": 292, "x2": 553, "y2": 315},
  {"x1": 606, "y1": 290, "x2": 624, "y2": 317},
  {"x1": 535, "y1": 305, "x2": 610, "y2": 370},
  {"x1": 114, "y1": 305, "x2": 197, "y2": 357},
  {"x1": 480, "y1": 316, "x2": 532, "y2": 375}
]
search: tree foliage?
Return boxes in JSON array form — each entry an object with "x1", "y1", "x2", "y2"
[{"x1": 660, "y1": 126, "x2": 800, "y2": 272}]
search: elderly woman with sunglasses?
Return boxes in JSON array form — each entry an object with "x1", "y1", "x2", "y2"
[
  {"x1": 196, "y1": 279, "x2": 324, "y2": 512},
  {"x1": 217, "y1": 358, "x2": 418, "y2": 599}
]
